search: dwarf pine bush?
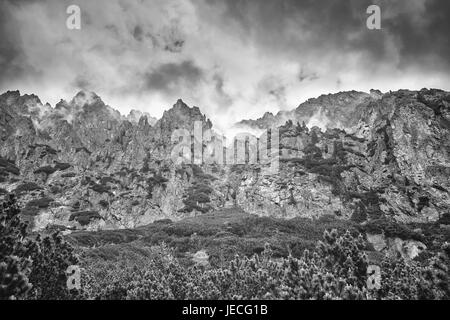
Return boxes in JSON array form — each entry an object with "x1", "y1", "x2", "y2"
[
  {"x1": 0, "y1": 195, "x2": 33, "y2": 299},
  {"x1": 27, "y1": 232, "x2": 79, "y2": 299},
  {"x1": 0, "y1": 195, "x2": 79, "y2": 300},
  {"x1": 80, "y1": 230, "x2": 449, "y2": 300},
  {"x1": 2, "y1": 195, "x2": 448, "y2": 300}
]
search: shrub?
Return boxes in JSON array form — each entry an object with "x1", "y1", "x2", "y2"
[
  {"x1": 54, "y1": 162, "x2": 71, "y2": 171},
  {"x1": 27, "y1": 233, "x2": 79, "y2": 300},
  {"x1": 0, "y1": 195, "x2": 32, "y2": 299},
  {"x1": 154, "y1": 218, "x2": 173, "y2": 224},
  {"x1": 362, "y1": 218, "x2": 423, "y2": 241},
  {"x1": 438, "y1": 212, "x2": 450, "y2": 225},
  {"x1": 26, "y1": 197, "x2": 54, "y2": 209},
  {"x1": 34, "y1": 166, "x2": 57, "y2": 175},
  {"x1": 61, "y1": 172, "x2": 76, "y2": 178},
  {"x1": 81, "y1": 230, "x2": 372, "y2": 300},
  {"x1": 82, "y1": 229, "x2": 450, "y2": 300},
  {"x1": 1, "y1": 195, "x2": 79, "y2": 300},
  {"x1": 147, "y1": 174, "x2": 169, "y2": 197},
  {"x1": 70, "y1": 211, "x2": 103, "y2": 226},
  {"x1": 31, "y1": 144, "x2": 58, "y2": 156},
  {"x1": 90, "y1": 183, "x2": 111, "y2": 194},
  {"x1": 0, "y1": 256, "x2": 32, "y2": 299},
  {"x1": 351, "y1": 205, "x2": 368, "y2": 223},
  {"x1": 180, "y1": 166, "x2": 215, "y2": 214},
  {"x1": 347, "y1": 191, "x2": 384, "y2": 221},
  {"x1": 13, "y1": 182, "x2": 42, "y2": 194},
  {"x1": 20, "y1": 206, "x2": 40, "y2": 217},
  {"x1": 0, "y1": 157, "x2": 20, "y2": 175},
  {"x1": 75, "y1": 147, "x2": 91, "y2": 155},
  {"x1": 99, "y1": 177, "x2": 117, "y2": 185},
  {"x1": 374, "y1": 243, "x2": 449, "y2": 300},
  {"x1": 4, "y1": 166, "x2": 20, "y2": 176},
  {"x1": 99, "y1": 200, "x2": 109, "y2": 208},
  {"x1": 0, "y1": 157, "x2": 14, "y2": 167}
]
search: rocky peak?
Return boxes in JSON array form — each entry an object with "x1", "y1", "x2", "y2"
[
  {"x1": 235, "y1": 90, "x2": 378, "y2": 132},
  {"x1": 235, "y1": 110, "x2": 286, "y2": 130},
  {"x1": 158, "y1": 99, "x2": 211, "y2": 129},
  {"x1": 0, "y1": 90, "x2": 22, "y2": 105},
  {"x1": 0, "y1": 91, "x2": 52, "y2": 131},
  {"x1": 55, "y1": 99, "x2": 70, "y2": 111},
  {"x1": 370, "y1": 89, "x2": 383, "y2": 99},
  {"x1": 164, "y1": 99, "x2": 204, "y2": 119},
  {"x1": 174, "y1": 98, "x2": 188, "y2": 109},
  {"x1": 126, "y1": 109, "x2": 157, "y2": 126},
  {"x1": 299, "y1": 90, "x2": 370, "y2": 107},
  {"x1": 0, "y1": 90, "x2": 43, "y2": 112},
  {"x1": 154, "y1": 99, "x2": 212, "y2": 145},
  {"x1": 70, "y1": 92, "x2": 123, "y2": 125},
  {"x1": 70, "y1": 91, "x2": 103, "y2": 109}
]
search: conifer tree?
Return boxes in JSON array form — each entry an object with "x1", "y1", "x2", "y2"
[{"x1": 0, "y1": 195, "x2": 32, "y2": 299}]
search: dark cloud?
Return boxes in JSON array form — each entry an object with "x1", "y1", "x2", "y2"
[
  {"x1": 5, "y1": 0, "x2": 43, "y2": 6},
  {"x1": 143, "y1": 61, "x2": 204, "y2": 94},
  {"x1": 72, "y1": 75, "x2": 92, "y2": 91},
  {"x1": 161, "y1": 23, "x2": 186, "y2": 53},
  {"x1": 164, "y1": 39, "x2": 185, "y2": 53},
  {"x1": 202, "y1": 0, "x2": 370, "y2": 53},
  {"x1": 213, "y1": 74, "x2": 233, "y2": 108},
  {"x1": 132, "y1": 22, "x2": 185, "y2": 51},
  {"x1": 133, "y1": 25, "x2": 144, "y2": 42},
  {"x1": 268, "y1": 86, "x2": 287, "y2": 107},
  {"x1": 298, "y1": 68, "x2": 319, "y2": 83},
  {"x1": 202, "y1": 0, "x2": 450, "y2": 69},
  {"x1": 0, "y1": 1, "x2": 40, "y2": 86},
  {"x1": 384, "y1": 0, "x2": 450, "y2": 68}
]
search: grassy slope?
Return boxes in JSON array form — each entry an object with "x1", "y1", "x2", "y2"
[
  {"x1": 69, "y1": 208, "x2": 449, "y2": 268},
  {"x1": 69, "y1": 208, "x2": 358, "y2": 267}
]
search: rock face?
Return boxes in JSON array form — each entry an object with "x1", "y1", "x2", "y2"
[
  {"x1": 126, "y1": 110, "x2": 157, "y2": 126},
  {"x1": 233, "y1": 89, "x2": 450, "y2": 223},
  {"x1": 357, "y1": 89, "x2": 450, "y2": 223},
  {"x1": 1, "y1": 88, "x2": 449, "y2": 232},
  {"x1": 367, "y1": 233, "x2": 427, "y2": 260},
  {"x1": 235, "y1": 90, "x2": 380, "y2": 131},
  {"x1": 0, "y1": 91, "x2": 192, "y2": 231},
  {"x1": 191, "y1": 250, "x2": 209, "y2": 266}
]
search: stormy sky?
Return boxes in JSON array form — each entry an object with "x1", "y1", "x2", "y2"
[{"x1": 0, "y1": 0, "x2": 449, "y2": 130}]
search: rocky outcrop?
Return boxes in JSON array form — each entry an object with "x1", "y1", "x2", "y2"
[
  {"x1": 0, "y1": 91, "x2": 201, "y2": 231},
  {"x1": 234, "y1": 89, "x2": 449, "y2": 224},
  {"x1": 235, "y1": 90, "x2": 379, "y2": 131},
  {"x1": 367, "y1": 232, "x2": 427, "y2": 260},
  {"x1": 126, "y1": 109, "x2": 157, "y2": 126}
]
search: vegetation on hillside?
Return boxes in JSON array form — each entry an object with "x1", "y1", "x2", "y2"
[
  {"x1": 179, "y1": 165, "x2": 216, "y2": 214},
  {"x1": 1, "y1": 196, "x2": 448, "y2": 300},
  {"x1": 77, "y1": 230, "x2": 449, "y2": 300},
  {"x1": 0, "y1": 195, "x2": 78, "y2": 300}
]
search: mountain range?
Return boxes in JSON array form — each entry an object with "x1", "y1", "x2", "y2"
[{"x1": 0, "y1": 88, "x2": 449, "y2": 234}]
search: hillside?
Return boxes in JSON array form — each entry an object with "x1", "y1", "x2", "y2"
[{"x1": 1, "y1": 88, "x2": 450, "y2": 301}]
